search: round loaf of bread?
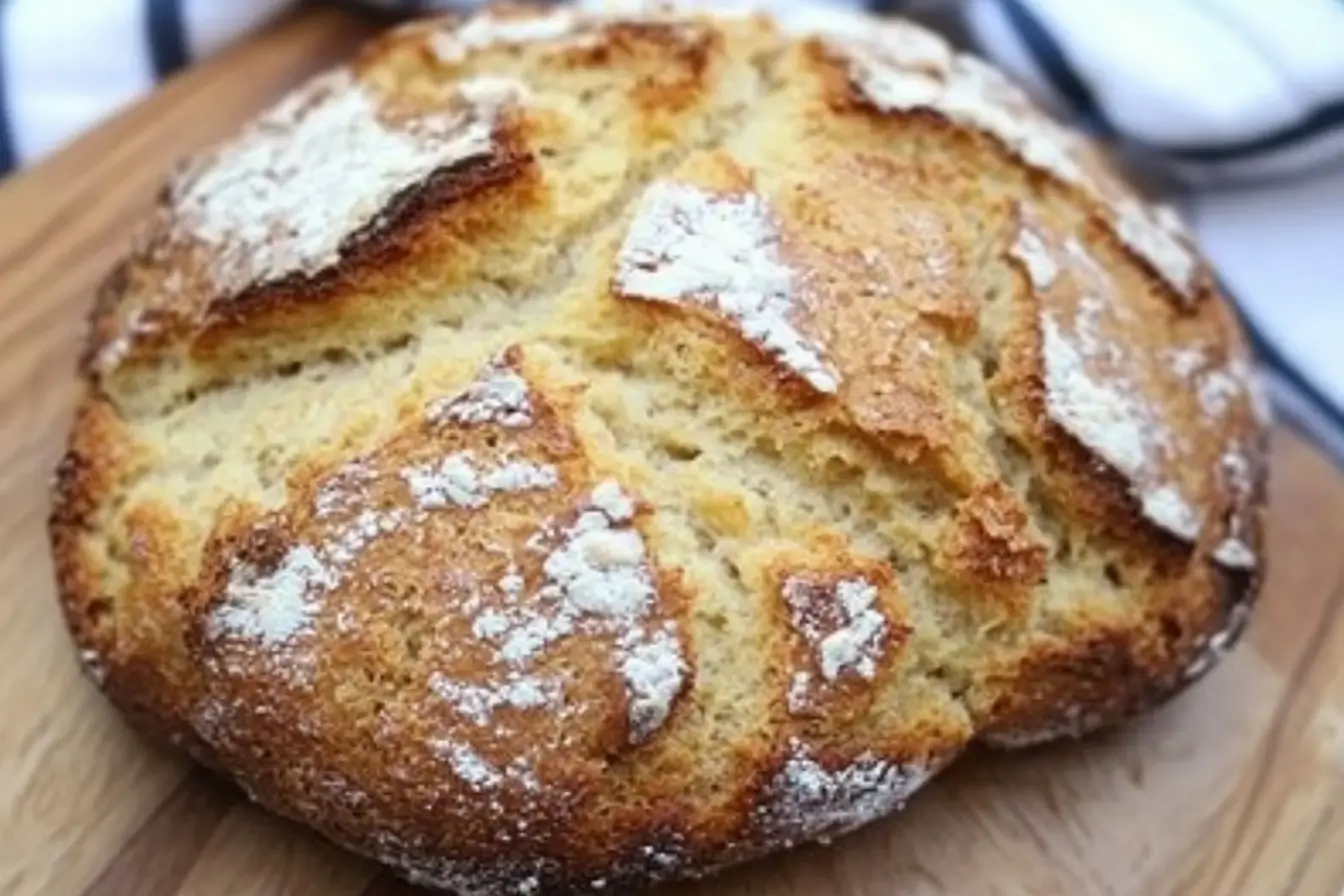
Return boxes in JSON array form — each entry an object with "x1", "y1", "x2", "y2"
[{"x1": 50, "y1": 3, "x2": 1270, "y2": 892}]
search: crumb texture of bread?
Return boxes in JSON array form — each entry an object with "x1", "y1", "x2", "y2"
[{"x1": 50, "y1": 3, "x2": 1270, "y2": 893}]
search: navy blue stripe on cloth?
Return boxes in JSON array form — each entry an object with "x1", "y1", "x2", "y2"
[
  {"x1": 0, "y1": 2, "x2": 17, "y2": 176},
  {"x1": 145, "y1": 0, "x2": 190, "y2": 79},
  {"x1": 1165, "y1": 100, "x2": 1344, "y2": 163},
  {"x1": 999, "y1": 0, "x2": 1114, "y2": 138},
  {"x1": 867, "y1": 0, "x2": 911, "y2": 15},
  {"x1": 330, "y1": 0, "x2": 472, "y2": 21}
]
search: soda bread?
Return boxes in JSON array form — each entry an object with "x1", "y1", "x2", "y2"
[{"x1": 49, "y1": 3, "x2": 1269, "y2": 892}]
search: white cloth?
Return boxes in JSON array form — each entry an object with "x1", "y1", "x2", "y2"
[{"x1": 2, "y1": 0, "x2": 1341, "y2": 459}]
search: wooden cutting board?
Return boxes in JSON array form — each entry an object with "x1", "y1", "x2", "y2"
[{"x1": 1, "y1": 8, "x2": 1342, "y2": 895}]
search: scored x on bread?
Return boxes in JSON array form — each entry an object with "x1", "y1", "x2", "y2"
[{"x1": 50, "y1": 3, "x2": 1269, "y2": 892}]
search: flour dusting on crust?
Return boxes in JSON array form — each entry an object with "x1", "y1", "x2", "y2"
[
  {"x1": 841, "y1": 48, "x2": 1086, "y2": 189},
  {"x1": 1165, "y1": 345, "x2": 1207, "y2": 379},
  {"x1": 402, "y1": 453, "x2": 558, "y2": 510},
  {"x1": 830, "y1": 33, "x2": 1200, "y2": 299},
  {"x1": 428, "y1": 2, "x2": 745, "y2": 67},
  {"x1": 373, "y1": 837, "x2": 550, "y2": 896},
  {"x1": 428, "y1": 355, "x2": 535, "y2": 428},
  {"x1": 1039, "y1": 312, "x2": 1148, "y2": 478},
  {"x1": 1020, "y1": 217, "x2": 1222, "y2": 545},
  {"x1": 92, "y1": 310, "x2": 163, "y2": 375},
  {"x1": 172, "y1": 69, "x2": 503, "y2": 296},
  {"x1": 755, "y1": 740, "x2": 941, "y2": 845},
  {"x1": 532, "y1": 482, "x2": 689, "y2": 742},
  {"x1": 1212, "y1": 536, "x2": 1256, "y2": 569},
  {"x1": 1183, "y1": 602, "x2": 1252, "y2": 681},
  {"x1": 1018, "y1": 212, "x2": 1265, "y2": 558},
  {"x1": 205, "y1": 502, "x2": 410, "y2": 681},
  {"x1": 205, "y1": 385, "x2": 560, "y2": 672},
  {"x1": 430, "y1": 480, "x2": 689, "y2": 745},
  {"x1": 78, "y1": 648, "x2": 109, "y2": 687},
  {"x1": 1199, "y1": 358, "x2": 1270, "y2": 428},
  {"x1": 1113, "y1": 198, "x2": 1198, "y2": 302},
  {"x1": 429, "y1": 672, "x2": 566, "y2": 727},
  {"x1": 615, "y1": 180, "x2": 838, "y2": 393},
  {"x1": 980, "y1": 704, "x2": 1106, "y2": 748},
  {"x1": 1010, "y1": 225, "x2": 1058, "y2": 291},
  {"x1": 211, "y1": 545, "x2": 337, "y2": 651},
  {"x1": 782, "y1": 576, "x2": 887, "y2": 682},
  {"x1": 1042, "y1": 305, "x2": 1207, "y2": 542},
  {"x1": 430, "y1": 9, "x2": 580, "y2": 64},
  {"x1": 314, "y1": 461, "x2": 376, "y2": 518},
  {"x1": 431, "y1": 739, "x2": 543, "y2": 792},
  {"x1": 1140, "y1": 484, "x2": 1203, "y2": 543}
]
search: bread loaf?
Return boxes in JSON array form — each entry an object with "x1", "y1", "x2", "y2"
[{"x1": 49, "y1": 3, "x2": 1269, "y2": 892}]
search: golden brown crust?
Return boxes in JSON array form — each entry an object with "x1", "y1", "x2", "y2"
[{"x1": 50, "y1": 4, "x2": 1271, "y2": 893}]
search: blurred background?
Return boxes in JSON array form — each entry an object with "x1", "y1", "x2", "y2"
[{"x1": 0, "y1": 0, "x2": 1340, "y2": 460}]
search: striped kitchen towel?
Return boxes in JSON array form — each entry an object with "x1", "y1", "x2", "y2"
[{"x1": 1, "y1": 0, "x2": 1341, "y2": 461}]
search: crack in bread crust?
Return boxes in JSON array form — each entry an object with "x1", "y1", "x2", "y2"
[{"x1": 49, "y1": 5, "x2": 1271, "y2": 894}]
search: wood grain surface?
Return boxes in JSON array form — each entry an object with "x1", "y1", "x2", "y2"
[{"x1": 0, "y1": 7, "x2": 1341, "y2": 896}]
